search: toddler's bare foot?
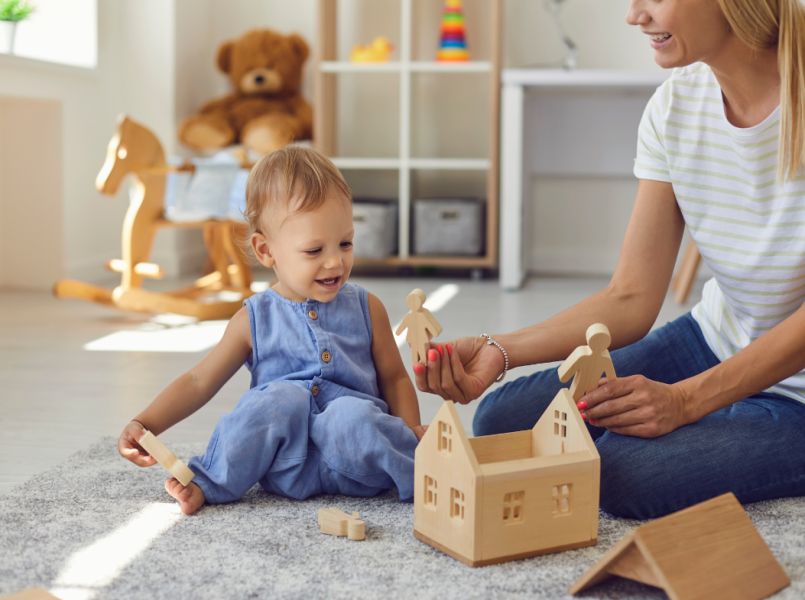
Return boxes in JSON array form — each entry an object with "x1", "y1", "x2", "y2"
[{"x1": 165, "y1": 478, "x2": 205, "y2": 515}]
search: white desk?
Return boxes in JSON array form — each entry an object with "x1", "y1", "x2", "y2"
[{"x1": 499, "y1": 69, "x2": 667, "y2": 289}]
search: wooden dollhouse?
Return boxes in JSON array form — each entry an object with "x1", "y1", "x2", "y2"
[{"x1": 413, "y1": 390, "x2": 600, "y2": 566}]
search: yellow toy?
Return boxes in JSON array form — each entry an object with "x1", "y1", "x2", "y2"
[{"x1": 350, "y1": 36, "x2": 394, "y2": 62}]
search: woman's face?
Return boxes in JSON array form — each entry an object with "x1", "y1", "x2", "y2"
[{"x1": 625, "y1": 0, "x2": 733, "y2": 69}]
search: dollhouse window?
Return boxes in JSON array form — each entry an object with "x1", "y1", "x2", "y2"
[
  {"x1": 450, "y1": 488, "x2": 465, "y2": 520},
  {"x1": 438, "y1": 421, "x2": 452, "y2": 453},
  {"x1": 424, "y1": 475, "x2": 438, "y2": 507},
  {"x1": 502, "y1": 491, "x2": 525, "y2": 523},
  {"x1": 553, "y1": 410, "x2": 568, "y2": 438},
  {"x1": 552, "y1": 483, "x2": 572, "y2": 515}
]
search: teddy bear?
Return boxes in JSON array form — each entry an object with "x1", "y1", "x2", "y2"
[{"x1": 178, "y1": 29, "x2": 313, "y2": 156}]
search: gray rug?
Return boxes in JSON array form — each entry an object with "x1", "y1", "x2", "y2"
[{"x1": 1, "y1": 439, "x2": 802, "y2": 599}]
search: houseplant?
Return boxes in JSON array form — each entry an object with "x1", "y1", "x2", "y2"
[{"x1": 0, "y1": 0, "x2": 35, "y2": 54}]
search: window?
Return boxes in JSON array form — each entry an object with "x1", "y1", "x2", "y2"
[
  {"x1": 502, "y1": 491, "x2": 525, "y2": 523},
  {"x1": 424, "y1": 475, "x2": 437, "y2": 508},
  {"x1": 7, "y1": 0, "x2": 97, "y2": 68},
  {"x1": 438, "y1": 420, "x2": 452, "y2": 453},
  {"x1": 553, "y1": 409, "x2": 568, "y2": 438},
  {"x1": 552, "y1": 483, "x2": 572, "y2": 515},
  {"x1": 450, "y1": 488, "x2": 465, "y2": 520}
]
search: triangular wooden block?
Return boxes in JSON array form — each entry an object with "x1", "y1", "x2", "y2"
[{"x1": 570, "y1": 493, "x2": 789, "y2": 600}]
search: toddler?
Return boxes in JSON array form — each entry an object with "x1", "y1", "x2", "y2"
[{"x1": 118, "y1": 147, "x2": 425, "y2": 514}]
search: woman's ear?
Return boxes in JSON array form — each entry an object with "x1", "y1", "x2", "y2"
[{"x1": 251, "y1": 232, "x2": 275, "y2": 268}]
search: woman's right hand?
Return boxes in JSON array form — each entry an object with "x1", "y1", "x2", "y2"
[
  {"x1": 118, "y1": 420, "x2": 157, "y2": 467},
  {"x1": 413, "y1": 336, "x2": 505, "y2": 404}
]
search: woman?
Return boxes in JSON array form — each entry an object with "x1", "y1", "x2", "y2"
[{"x1": 416, "y1": 0, "x2": 805, "y2": 520}]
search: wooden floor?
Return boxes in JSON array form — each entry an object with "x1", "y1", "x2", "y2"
[{"x1": 0, "y1": 275, "x2": 690, "y2": 495}]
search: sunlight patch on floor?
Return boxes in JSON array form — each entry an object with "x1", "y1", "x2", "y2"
[
  {"x1": 49, "y1": 503, "x2": 182, "y2": 600},
  {"x1": 83, "y1": 315, "x2": 228, "y2": 353},
  {"x1": 393, "y1": 283, "x2": 459, "y2": 348}
]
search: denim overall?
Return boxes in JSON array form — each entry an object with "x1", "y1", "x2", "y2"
[{"x1": 188, "y1": 283, "x2": 418, "y2": 504}]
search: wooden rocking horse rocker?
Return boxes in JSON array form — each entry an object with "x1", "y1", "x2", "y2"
[{"x1": 54, "y1": 115, "x2": 254, "y2": 320}]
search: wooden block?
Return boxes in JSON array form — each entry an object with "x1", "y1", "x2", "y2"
[
  {"x1": 0, "y1": 589, "x2": 60, "y2": 600},
  {"x1": 137, "y1": 430, "x2": 195, "y2": 486},
  {"x1": 317, "y1": 507, "x2": 365, "y2": 541},
  {"x1": 570, "y1": 492, "x2": 790, "y2": 599}
]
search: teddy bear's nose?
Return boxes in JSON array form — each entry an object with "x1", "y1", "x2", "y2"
[{"x1": 254, "y1": 74, "x2": 265, "y2": 85}]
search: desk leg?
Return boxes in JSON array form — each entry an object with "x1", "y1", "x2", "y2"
[{"x1": 500, "y1": 83, "x2": 525, "y2": 290}]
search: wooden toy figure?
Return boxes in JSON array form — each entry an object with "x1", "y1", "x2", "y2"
[
  {"x1": 396, "y1": 288, "x2": 443, "y2": 364},
  {"x1": 558, "y1": 323, "x2": 616, "y2": 401}
]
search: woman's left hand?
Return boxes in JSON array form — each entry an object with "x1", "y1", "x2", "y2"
[{"x1": 579, "y1": 375, "x2": 690, "y2": 438}]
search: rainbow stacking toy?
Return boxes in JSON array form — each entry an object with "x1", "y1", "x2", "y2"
[{"x1": 437, "y1": 0, "x2": 469, "y2": 61}]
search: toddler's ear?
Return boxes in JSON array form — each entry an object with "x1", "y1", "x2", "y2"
[{"x1": 251, "y1": 232, "x2": 275, "y2": 268}]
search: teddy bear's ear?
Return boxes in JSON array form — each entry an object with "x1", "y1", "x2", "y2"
[
  {"x1": 287, "y1": 34, "x2": 310, "y2": 63},
  {"x1": 216, "y1": 41, "x2": 234, "y2": 74}
]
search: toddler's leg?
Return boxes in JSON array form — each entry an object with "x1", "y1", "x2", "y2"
[
  {"x1": 311, "y1": 396, "x2": 418, "y2": 501},
  {"x1": 189, "y1": 382, "x2": 320, "y2": 504}
]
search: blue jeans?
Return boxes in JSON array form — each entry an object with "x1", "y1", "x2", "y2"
[{"x1": 473, "y1": 313, "x2": 805, "y2": 519}]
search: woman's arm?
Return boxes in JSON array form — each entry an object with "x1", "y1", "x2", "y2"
[
  {"x1": 119, "y1": 307, "x2": 252, "y2": 465},
  {"x1": 134, "y1": 307, "x2": 252, "y2": 432},
  {"x1": 500, "y1": 179, "x2": 684, "y2": 365},
  {"x1": 418, "y1": 178, "x2": 685, "y2": 402},
  {"x1": 583, "y1": 302, "x2": 805, "y2": 437},
  {"x1": 368, "y1": 292, "x2": 424, "y2": 437}
]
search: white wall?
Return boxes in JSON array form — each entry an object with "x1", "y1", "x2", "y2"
[{"x1": 0, "y1": 0, "x2": 669, "y2": 290}]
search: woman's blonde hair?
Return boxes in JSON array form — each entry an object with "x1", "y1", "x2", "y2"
[
  {"x1": 244, "y1": 146, "x2": 352, "y2": 234},
  {"x1": 717, "y1": 0, "x2": 805, "y2": 180}
]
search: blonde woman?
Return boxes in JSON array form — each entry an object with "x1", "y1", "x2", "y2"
[{"x1": 417, "y1": 0, "x2": 805, "y2": 519}]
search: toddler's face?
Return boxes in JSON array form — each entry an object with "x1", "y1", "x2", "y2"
[{"x1": 254, "y1": 193, "x2": 355, "y2": 303}]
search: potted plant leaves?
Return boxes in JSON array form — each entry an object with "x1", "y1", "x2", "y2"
[{"x1": 0, "y1": 0, "x2": 35, "y2": 54}]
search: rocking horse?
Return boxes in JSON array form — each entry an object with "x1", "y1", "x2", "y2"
[{"x1": 54, "y1": 115, "x2": 254, "y2": 320}]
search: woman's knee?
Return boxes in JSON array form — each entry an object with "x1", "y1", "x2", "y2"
[
  {"x1": 472, "y1": 370, "x2": 561, "y2": 437},
  {"x1": 596, "y1": 434, "x2": 667, "y2": 519}
]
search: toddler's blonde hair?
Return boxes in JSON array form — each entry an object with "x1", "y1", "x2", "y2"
[{"x1": 245, "y1": 146, "x2": 352, "y2": 235}]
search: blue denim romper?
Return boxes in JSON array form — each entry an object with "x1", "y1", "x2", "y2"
[{"x1": 188, "y1": 283, "x2": 418, "y2": 504}]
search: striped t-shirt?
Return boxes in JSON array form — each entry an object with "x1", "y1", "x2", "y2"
[{"x1": 634, "y1": 62, "x2": 805, "y2": 403}]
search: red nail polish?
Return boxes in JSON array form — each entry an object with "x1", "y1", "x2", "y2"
[
  {"x1": 446, "y1": 343, "x2": 453, "y2": 357},
  {"x1": 437, "y1": 345, "x2": 444, "y2": 357},
  {"x1": 577, "y1": 400, "x2": 588, "y2": 410},
  {"x1": 428, "y1": 349, "x2": 439, "y2": 362},
  {"x1": 413, "y1": 363, "x2": 425, "y2": 375},
  {"x1": 581, "y1": 412, "x2": 588, "y2": 421}
]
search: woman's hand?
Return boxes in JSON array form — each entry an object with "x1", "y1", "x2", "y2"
[
  {"x1": 413, "y1": 336, "x2": 504, "y2": 404},
  {"x1": 579, "y1": 375, "x2": 690, "y2": 438},
  {"x1": 118, "y1": 420, "x2": 157, "y2": 467}
]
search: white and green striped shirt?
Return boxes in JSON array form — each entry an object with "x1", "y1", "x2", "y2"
[{"x1": 634, "y1": 62, "x2": 805, "y2": 403}]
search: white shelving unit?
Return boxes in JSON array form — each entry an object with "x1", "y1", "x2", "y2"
[{"x1": 315, "y1": 0, "x2": 501, "y2": 270}]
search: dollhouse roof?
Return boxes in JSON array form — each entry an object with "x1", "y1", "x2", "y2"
[{"x1": 423, "y1": 390, "x2": 597, "y2": 474}]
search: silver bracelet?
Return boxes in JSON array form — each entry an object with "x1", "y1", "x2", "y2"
[{"x1": 480, "y1": 333, "x2": 509, "y2": 382}]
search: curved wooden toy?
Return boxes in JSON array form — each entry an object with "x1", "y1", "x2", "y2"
[{"x1": 53, "y1": 114, "x2": 253, "y2": 320}]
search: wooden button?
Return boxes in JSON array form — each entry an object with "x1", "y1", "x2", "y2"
[
  {"x1": 321, "y1": 350, "x2": 331, "y2": 363},
  {"x1": 308, "y1": 309, "x2": 318, "y2": 320},
  {"x1": 311, "y1": 384, "x2": 320, "y2": 396}
]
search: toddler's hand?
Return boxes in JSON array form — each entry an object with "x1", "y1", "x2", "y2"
[
  {"x1": 412, "y1": 424, "x2": 428, "y2": 441},
  {"x1": 118, "y1": 420, "x2": 158, "y2": 467}
]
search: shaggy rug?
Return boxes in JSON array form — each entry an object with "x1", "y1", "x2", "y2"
[{"x1": 0, "y1": 439, "x2": 802, "y2": 600}]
